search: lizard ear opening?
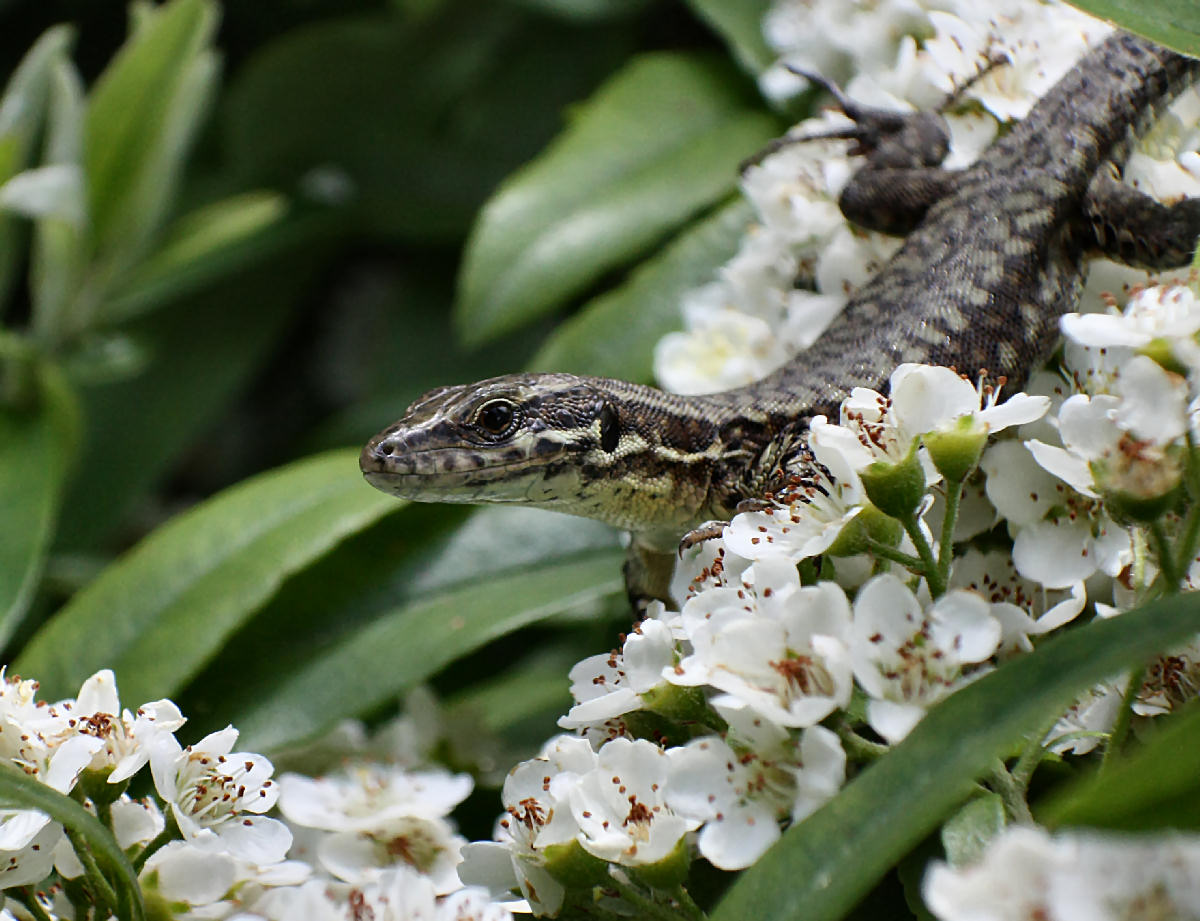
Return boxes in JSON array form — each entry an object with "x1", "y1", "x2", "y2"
[{"x1": 598, "y1": 402, "x2": 620, "y2": 453}]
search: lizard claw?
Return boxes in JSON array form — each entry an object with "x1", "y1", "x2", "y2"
[{"x1": 679, "y1": 520, "x2": 729, "y2": 556}]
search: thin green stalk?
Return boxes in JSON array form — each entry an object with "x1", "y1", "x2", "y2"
[
  {"x1": 1011, "y1": 715, "x2": 1062, "y2": 790},
  {"x1": 1149, "y1": 520, "x2": 1181, "y2": 592},
  {"x1": 65, "y1": 825, "x2": 118, "y2": 916},
  {"x1": 1171, "y1": 502, "x2": 1200, "y2": 585},
  {"x1": 899, "y1": 512, "x2": 946, "y2": 596},
  {"x1": 937, "y1": 478, "x2": 965, "y2": 590},
  {"x1": 837, "y1": 724, "x2": 891, "y2": 762},
  {"x1": 864, "y1": 538, "x2": 925, "y2": 571},
  {"x1": 1102, "y1": 665, "x2": 1145, "y2": 773},
  {"x1": 671, "y1": 885, "x2": 709, "y2": 921},
  {"x1": 12, "y1": 887, "x2": 53, "y2": 921},
  {"x1": 132, "y1": 809, "x2": 178, "y2": 873},
  {"x1": 607, "y1": 874, "x2": 684, "y2": 921},
  {"x1": 987, "y1": 758, "x2": 1034, "y2": 825}
]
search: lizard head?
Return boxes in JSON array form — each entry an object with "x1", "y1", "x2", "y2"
[
  {"x1": 360, "y1": 372, "x2": 627, "y2": 508},
  {"x1": 360, "y1": 371, "x2": 720, "y2": 540}
]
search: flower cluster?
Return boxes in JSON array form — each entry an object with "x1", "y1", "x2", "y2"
[
  {"x1": 456, "y1": 0, "x2": 1200, "y2": 915},
  {"x1": 0, "y1": 672, "x2": 511, "y2": 921}
]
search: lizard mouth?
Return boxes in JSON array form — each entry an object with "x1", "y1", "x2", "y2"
[{"x1": 360, "y1": 442, "x2": 570, "y2": 502}]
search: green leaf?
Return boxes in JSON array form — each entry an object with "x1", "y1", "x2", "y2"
[
  {"x1": 529, "y1": 197, "x2": 753, "y2": 381},
  {"x1": 941, "y1": 793, "x2": 1005, "y2": 867},
  {"x1": 0, "y1": 763, "x2": 144, "y2": 921},
  {"x1": 29, "y1": 56, "x2": 86, "y2": 341},
  {"x1": 684, "y1": 0, "x2": 775, "y2": 73},
  {"x1": 101, "y1": 189, "x2": 290, "y2": 325},
  {"x1": 1067, "y1": 0, "x2": 1200, "y2": 54},
  {"x1": 0, "y1": 361, "x2": 78, "y2": 654},
  {"x1": 83, "y1": 0, "x2": 219, "y2": 283},
  {"x1": 1037, "y1": 698, "x2": 1200, "y2": 831},
  {"x1": 456, "y1": 52, "x2": 780, "y2": 345},
  {"x1": 0, "y1": 25, "x2": 75, "y2": 315},
  {"x1": 15, "y1": 449, "x2": 396, "y2": 703},
  {"x1": 711, "y1": 592, "x2": 1200, "y2": 921},
  {"x1": 233, "y1": 541, "x2": 624, "y2": 752}
]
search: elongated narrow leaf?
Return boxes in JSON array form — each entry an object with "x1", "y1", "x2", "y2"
[
  {"x1": 1068, "y1": 0, "x2": 1200, "y2": 54},
  {"x1": 456, "y1": 52, "x2": 780, "y2": 345},
  {"x1": 712, "y1": 592, "x2": 1200, "y2": 921},
  {"x1": 15, "y1": 449, "x2": 395, "y2": 703},
  {"x1": 0, "y1": 763, "x2": 144, "y2": 920},
  {"x1": 0, "y1": 362, "x2": 78, "y2": 653},
  {"x1": 83, "y1": 0, "x2": 218, "y2": 265},
  {"x1": 235, "y1": 548, "x2": 624, "y2": 752},
  {"x1": 529, "y1": 197, "x2": 753, "y2": 381},
  {"x1": 1037, "y1": 699, "x2": 1200, "y2": 831},
  {"x1": 685, "y1": 0, "x2": 775, "y2": 73},
  {"x1": 0, "y1": 25, "x2": 75, "y2": 314}
]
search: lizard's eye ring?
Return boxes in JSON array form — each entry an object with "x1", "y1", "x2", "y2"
[{"x1": 476, "y1": 399, "x2": 517, "y2": 436}]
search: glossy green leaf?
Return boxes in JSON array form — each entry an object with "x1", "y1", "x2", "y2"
[
  {"x1": 16, "y1": 449, "x2": 395, "y2": 704},
  {"x1": 0, "y1": 763, "x2": 144, "y2": 921},
  {"x1": 529, "y1": 197, "x2": 753, "y2": 381},
  {"x1": 0, "y1": 25, "x2": 74, "y2": 315},
  {"x1": 234, "y1": 543, "x2": 624, "y2": 752},
  {"x1": 456, "y1": 52, "x2": 780, "y2": 345},
  {"x1": 83, "y1": 0, "x2": 219, "y2": 280},
  {"x1": 222, "y1": 4, "x2": 632, "y2": 242},
  {"x1": 711, "y1": 592, "x2": 1200, "y2": 921},
  {"x1": 29, "y1": 56, "x2": 86, "y2": 341},
  {"x1": 1068, "y1": 0, "x2": 1200, "y2": 54},
  {"x1": 1038, "y1": 698, "x2": 1200, "y2": 831},
  {"x1": 684, "y1": 0, "x2": 775, "y2": 73},
  {"x1": 505, "y1": 0, "x2": 648, "y2": 20},
  {"x1": 0, "y1": 361, "x2": 78, "y2": 653}
]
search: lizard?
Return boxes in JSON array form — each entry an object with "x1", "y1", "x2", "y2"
[{"x1": 360, "y1": 31, "x2": 1200, "y2": 605}]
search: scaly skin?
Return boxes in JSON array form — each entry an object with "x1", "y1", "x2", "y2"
[{"x1": 361, "y1": 33, "x2": 1200, "y2": 600}]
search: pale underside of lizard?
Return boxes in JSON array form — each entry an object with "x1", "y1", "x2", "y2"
[{"x1": 361, "y1": 32, "x2": 1200, "y2": 604}]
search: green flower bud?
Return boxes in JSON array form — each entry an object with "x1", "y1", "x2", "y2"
[
  {"x1": 631, "y1": 836, "x2": 691, "y2": 889},
  {"x1": 542, "y1": 839, "x2": 611, "y2": 888},
  {"x1": 1093, "y1": 441, "x2": 1185, "y2": 523},
  {"x1": 859, "y1": 442, "x2": 926, "y2": 520},
  {"x1": 826, "y1": 503, "x2": 903, "y2": 556},
  {"x1": 922, "y1": 415, "x2": 988, "y2": 483},
  {"x1": 640, "y1": 684, "x2": 711, "y2": 725}
]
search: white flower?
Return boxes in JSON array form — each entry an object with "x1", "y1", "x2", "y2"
[
  {"x1": 558, "y1": 617, "x2": 677, "y2": 729},
  {"x1": 981, "y1": 440, "x2": 1130, "y2": 588},
  {"x1": 1046, "y1": 680, "x2": 1125, "y2": 755},
  {"x1": 924, "y1": 825, "x2": 1200, "y2": 921},
  {"x1": 569, "y1": 738, "x2": 695, "y2": 866},
  {"x1": 666, "y1": 702, "x2": 844, "y2": 870},
  {"x1": 150, "y1": 726, "x2": 291, "y2": 864},
  {"x1": 459, "y1": 736, "x2": 597, "y2": 916},
  {"x1": 278, "y1": 763, "x2": 472, "y2": 832},
  {"x1": 53, "y1": 669, "x2": 185, "y2": 784},
  {"x1": 316, "y1": 816, "x2": 466, "y2": 895},
  {"x1": 669, "y1": 561, "x2": 854, "y2": 728},
  {"x1": 851, "y1": 574, "x2": 1002, "y2": 743},
  {"x1": 56, "y1": 796, "x2": 165, "y2": 880},
  {"x1": 1062, "y1": 283, "x2": 1200, "y2": 371},
  {"x1": 949, "y1": 549, "x2": 1087, "y2": 645},
  {"x1": 724, "y1": 439, "x2": 865, "y2": 563},
  {"x1": 655, "y1": 303, "x2": 790, "y2": 395}
]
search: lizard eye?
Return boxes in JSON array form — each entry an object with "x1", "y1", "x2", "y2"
[{"x1": 476, "y1": 399, "x2": 517, "y2": 435}]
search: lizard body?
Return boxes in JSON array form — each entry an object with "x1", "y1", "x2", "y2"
[{"x1": 361, "y1": 32, "x2": 1200, "y2": 600}]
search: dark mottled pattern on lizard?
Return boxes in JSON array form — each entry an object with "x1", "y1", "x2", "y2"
[{"x1": 361, "y1": 32, "x2": 1200, "y2": 600}]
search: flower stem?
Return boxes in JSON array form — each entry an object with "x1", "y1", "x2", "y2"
[
  {"x1": 133, "y1": 809, "x2": 179, "y2": 873},
  {"x1": 671, "y1": 885, "x2": 709, "y2": 921},
  {"x1": 837, "y1": 723, "x2": 891, "y2": 762},
  {"x1": 899, "y1": 512, "x2": 946, "y2": 597},
  {"x1": 1102, "y1": 665, "x2": 1145, "y2": 773},
  {"x1": 65, "y1": 825, "x2": 118, "y2": 916},
  {"x1": 1148, "y1": 520, "x2": 1181, "y2": 592},
  {"x1": 863, "y1": 539, "x2": 925, "y2": 571},
  {"x1": 987, "y1": 759, "x2": 1033, "y2": 825},
  {"x1": 1011, "y1": 716, "x2": 1061, "y2": 790},
  {"x1": 607, "y1": 873, "x2": 686, "y2": 921},
  {"x1": 936, "y1": 478, "x2": 964, "y2": 590},
  {"x1": 13, "y1": 887, "x2": 53, "y2": 921}
]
